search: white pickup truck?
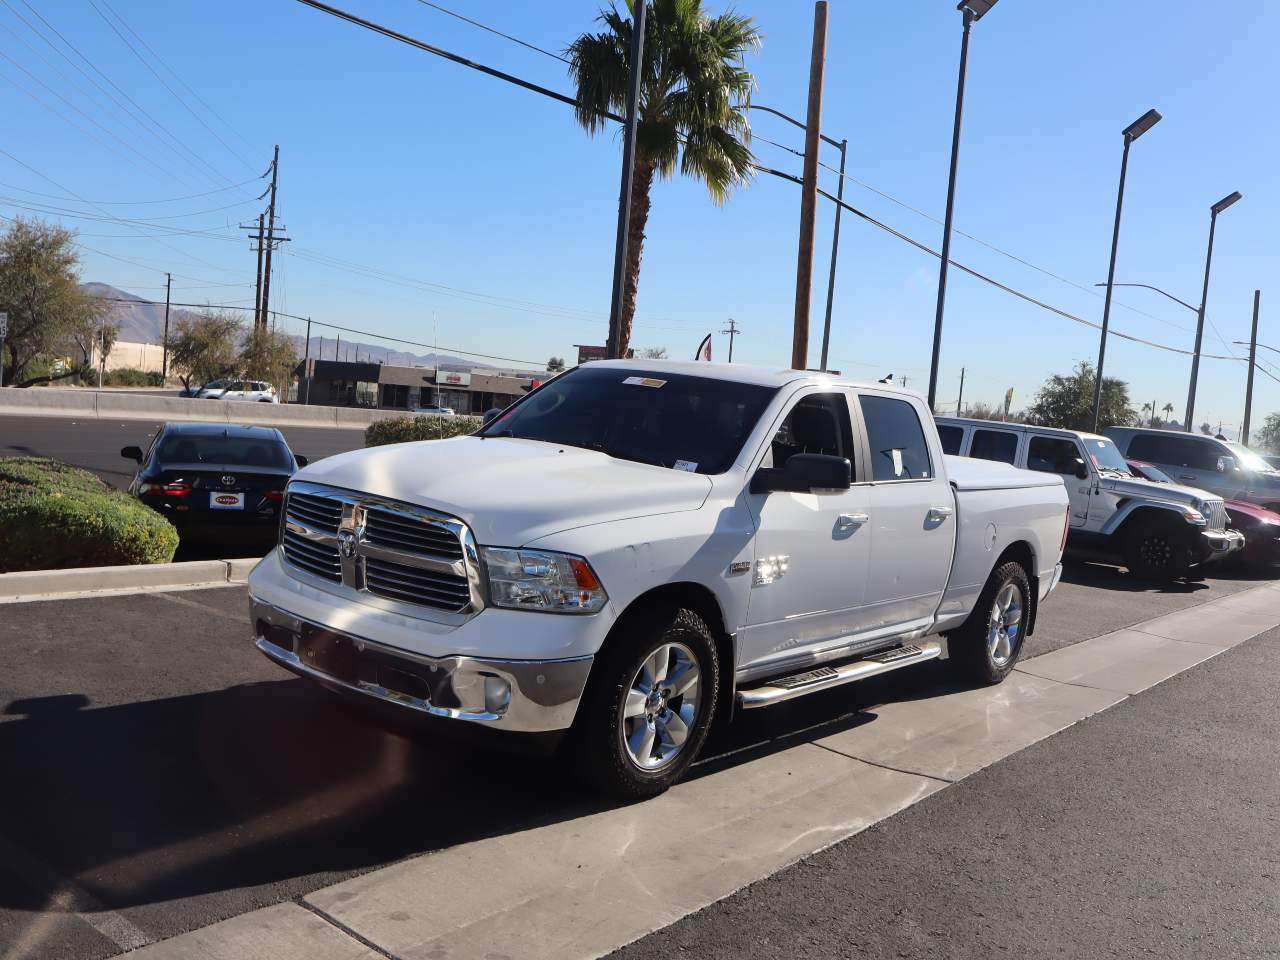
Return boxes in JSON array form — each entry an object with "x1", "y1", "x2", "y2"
[{"x1": 248, "y1": 361, "x2": 1070, "y2": 798}]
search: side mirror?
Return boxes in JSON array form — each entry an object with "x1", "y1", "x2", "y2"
[
  {"x1": 121, "y1": 445, "x2": 143, "y2": 463},
  {"x1": 294, "y1": 454, "x2": 309, "y2": 468},
  {"x1": 1216, "y1": 455, "x2": 1237, "y2": 474},
  {"x1": 483, "y1": 407, "x2": 503, "y2": 425},
  {"x1": 1075, "y1": 459, "x2": 1090, "y2": 480},
  {"x1": 752, "y1": 453, "x2": 851, "y2": 495}
]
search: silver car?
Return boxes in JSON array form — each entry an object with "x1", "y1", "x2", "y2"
[{"x1": 1106, "y1": 427, "x2": 1280, "y2": 513}]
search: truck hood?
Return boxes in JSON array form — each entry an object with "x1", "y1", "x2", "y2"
[
  {"x1": 1100, "y1": 474, "x2": 1220, "y2": 507},
  {"x1": 944, "y1": 455, "x2": 1066, "y2": 492},
  {"x1": 293, "y1": 435, "x2": 713, "y2": 545}
]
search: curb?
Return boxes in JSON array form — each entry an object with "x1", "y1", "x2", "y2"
[{"x1": 0, "y1": 557, "x2": 260, "y2": 603}]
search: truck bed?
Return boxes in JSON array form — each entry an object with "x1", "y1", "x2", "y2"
[{"x1": 944, "y1": 454, "x2": 1064, "y2": 492}]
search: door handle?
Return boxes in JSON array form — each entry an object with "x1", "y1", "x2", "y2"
[
  {"x1": 927, "y1": 505, "x2": 954, "y2": 522},
  {"x1": 836, "y1": 512, "x2": 869, "y2": 530},
  {"x1": 1178, "y1": 474, "x2": 1197, "y2": 483}
]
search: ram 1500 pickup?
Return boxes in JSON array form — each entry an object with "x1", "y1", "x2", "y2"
[{"x1": 248, "y1": 361, "x2": 1070, "y2": 798}]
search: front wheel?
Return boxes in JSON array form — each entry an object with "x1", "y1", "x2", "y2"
[
  {"x1": 569, "y1": 606, "x2": 719, "y2": 801},
  {"x1": 1124, "y1": 518, "x2": 1189, "y2": 581},
  {"x1": 948, "y1": 561, "x2": 1031, "y2": 685}
]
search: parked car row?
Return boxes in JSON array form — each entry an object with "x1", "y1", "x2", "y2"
[{"x1": 938, "y1": 417, "x2": 1279, "y2": 579}]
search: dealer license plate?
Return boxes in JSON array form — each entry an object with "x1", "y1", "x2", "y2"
[{"x1": 210, "y1": 491, "x2": 245, "y2": 510}]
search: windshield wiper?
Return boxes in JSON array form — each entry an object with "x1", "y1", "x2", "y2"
[{"x1": 481, "y1": 429, "x2": 514, "y2": 439}]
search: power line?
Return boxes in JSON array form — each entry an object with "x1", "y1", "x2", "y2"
[
  {"x1": 0, "y1": 174, "x2": 265, "y2": 206},
  {"x1": 410, "y1": 0, "x2": 570, "y2": 64}
]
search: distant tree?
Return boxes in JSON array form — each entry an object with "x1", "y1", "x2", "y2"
[
  {"x1": 240, "y1": 326, "x2": 297, "y2": 392},
  {"x1": 546, "y1": 356, "x2": 566, "y2": 372},
  {"x1": 166, "y1": 310, "x2": 241, "y2": 392},
  {"x1": 1255, "y1": 413, "x2": 1280, "y2": 453},
  {"x1": 568, "y1": 1, "x2": 760, "y2": 360},
  {"x1": 70, "y1": 319, "x2": 118, "y2": 376},
  {"x1": 1200, "y1": 422, "x2": 1213, "y2": 435},
  {"x1": 1025, "y1": 361, "x2": 1135, "y2": 431},
  {"x1": 1162, "y1": 402, "x2": 1175, "y2": 424},
  {"x1": 636, "y1": 346, "x2": 668, "y2": 359},
  {"x1": 0, "y1": 217, "x2": 102, "y2": 386},
  {"x1": 1141, "y1": 402, "x2": 1153, "y2": 426}
]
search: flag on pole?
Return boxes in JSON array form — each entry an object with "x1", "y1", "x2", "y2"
[{"x1": 695, "y1": 333, "x2": 712, "y2": 361}]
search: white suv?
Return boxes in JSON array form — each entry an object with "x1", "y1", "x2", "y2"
[{"x1": 197, "y1": 379, "x2": 280, "y2": 403}]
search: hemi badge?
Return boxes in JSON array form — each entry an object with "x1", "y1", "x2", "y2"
[{"x1": 728, "y1": 561, "x2": 751, "y2": 576}]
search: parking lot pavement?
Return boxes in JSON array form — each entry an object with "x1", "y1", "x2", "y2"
[
  {"x1": 3, "y1": 572, "x2": 1276, "y2": 959},
  {"x1": 613, "y1": 620, "x2": 1280, "y2": 960}
]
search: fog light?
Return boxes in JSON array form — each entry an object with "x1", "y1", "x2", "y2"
[{"x1": 484, "y1": 675, "x2": 511, "y2": 715}]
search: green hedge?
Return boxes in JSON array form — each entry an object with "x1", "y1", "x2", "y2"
[
  {"x1": 365, "y1": 414, "x2": 483, "y2": 447},
  {"x1": 100, "y1": 368, "x2": 165, "y2": 387},
  {"x1": 0, "y1": 458, "x2": 179, "y2": 572}
]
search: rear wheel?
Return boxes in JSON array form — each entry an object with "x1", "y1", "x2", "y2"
[
  {"x1": 1124, "y1": 517, "x2": 1189, "y2": 581},
  {"x1": 569, "y1": 606, "x2": 719, "y2": 801},
  {"x1": 948, "y1": 561, "x2": 1030, "y2": 685}
]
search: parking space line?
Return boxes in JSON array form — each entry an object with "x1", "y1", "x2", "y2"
[{"x1": 151, "y1": 590, "x2": 248, "y2": 624}]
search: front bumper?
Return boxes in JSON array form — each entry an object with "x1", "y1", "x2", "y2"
[
  {"x1": 251, "y1": 596, "x2": 594, "y2": 733},
  {"x1": 1195, "y1": 528, "x2": 1246, "y2": 565}
]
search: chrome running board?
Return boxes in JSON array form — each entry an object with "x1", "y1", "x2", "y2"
[{"x1": 736, "y1": 640, "x2": 943, "y2": 709}]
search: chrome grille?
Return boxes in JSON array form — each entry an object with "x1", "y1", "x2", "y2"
[
  {"x1": 279, "y1": 483, "x2": 479, "y2": 616},
  {"x1": 285, "y1": 492, "x2": 342, "y2": 534},
  {"x1": 365, "y1": 557, "x2": 473, "y2": 609},
  {"x1": 364, "y1": 507, "x2": 463, "y2": 560},
  {"x1": 281, "y1": 529, "x2": 342, "y2": 582},
  {"x1": 1205, "y1": 500, "x2": 1228, "y2": 531}
]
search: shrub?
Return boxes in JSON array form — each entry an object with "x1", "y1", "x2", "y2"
[
  {"x1": 101, "y1": 368, "x2": 165, "y2": 387},
  {"x1": 0, "y1": 458, "x2": 179, "y2": 572},
  {"x1": 365, "y1": 414, "x2": 483, "y2": 447}
]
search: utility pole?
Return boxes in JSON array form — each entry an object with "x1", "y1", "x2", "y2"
[
  {"x1": 260, "y1": 145, "x2": 285, "y2": 333},
  {"x1": 899, "y1": 375, "x2": 909, "y2": 389},
  {"x1": 252, "y1": 214, "x2": 265, "y2": 328},
  {"x1": 721, "y1": 318, "x2": 740, "y2": 362},
  {"x1": 335, "y1": 333, "x2": 340, "y2": 362},
  {"x1": 1243, "y1": 289, "x2": 1260, "y2": 445},
  {"x1": 955, "y1": 366, "x2": 965, "y2": 416},
  {"x1": 303, "y1": 317, "x2": 312, "y2": 405},
  {"x1": 818, "y1": 136, "x2": 847, "y2": 372},
  {"x1": 161, "y1": 272, "x2": 172, "y2": 381},
  {"x1": 605, "y1": 0, "x2": 647, "y2": 360},
  {"x1": 791, "y1": 1, "x2": 828, "y2": 371}
]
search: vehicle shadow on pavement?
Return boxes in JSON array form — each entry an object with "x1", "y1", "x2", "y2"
[
  {"x1": 0, "y1": 661, "x2": 968, "y2": 918},
  {"x1": 1062, "y1": 560, "x2": 1210, "y2": 593}
]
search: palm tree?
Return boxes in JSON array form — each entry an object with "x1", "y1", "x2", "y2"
[
  {"x1": 1162, "y1": 402, "x2": 1174, "y2": 427},
  {"x1": 568, "y1": 0, "x2": 760, "y2": 358},
  {"x1": 1141, "y1": 401, "x2": 1152, "y2": 426}
]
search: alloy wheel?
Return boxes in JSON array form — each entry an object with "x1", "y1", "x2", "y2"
[
  {"x1": 986, "y1": 582, "x2": 1023, "y2": 667},
  {"x1": 620, "y1": 642, "x2": 702, "y2": 771}
]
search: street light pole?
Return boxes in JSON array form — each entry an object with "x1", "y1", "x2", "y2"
[
  {"x1": 928, "y1": 0, "x2": 997, "y2": 411},
  {"x1": 1242, "y1": 290, "x2": 1260, "y2": 445},
  {"x1": 818, "y1": 137, "x2": 847, "y2": 372},
  {"x1": 1185, "y1": 190, "x2": 1242, "y2": 431},
  {"x1": 1091, "y1": 108, "x2": 1161, "y2": 432}
]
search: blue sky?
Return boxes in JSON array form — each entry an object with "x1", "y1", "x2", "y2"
[{"x1": 1, "y1": 0, "x2": 1277, "y2": 434}]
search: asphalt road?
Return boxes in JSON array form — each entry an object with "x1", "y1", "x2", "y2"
[
  {"x1": 613, "y1": 623, "x2": 1280, "y2": 960},
  {"x1": 0, "y1": 571, "x2": 1270, "y2": 959},
  {"x1": 0, "y1": 413, "x2": 364, "y2": 560}
]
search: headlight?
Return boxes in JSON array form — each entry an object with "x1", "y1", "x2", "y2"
[{"x1": 479, "y1": 547, "x2": 608, "y2": 614}]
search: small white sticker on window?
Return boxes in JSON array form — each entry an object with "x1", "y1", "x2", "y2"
[
  {"x1": 891, "y1": 448, "x2": 904, "y2": 478},
  {"x1": 673, "y1": 459, "x2": 698, "y2": 472},
  {"x1": 622, "y1": 376, "x2": 667, "y2": 387}
]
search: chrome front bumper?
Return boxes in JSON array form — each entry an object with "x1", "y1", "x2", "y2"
[
  {"x1": 250, "y1": 597, "x2": 593, "y2": 733},
  {"x1": 1199, "y1": 528, "x2": 1246, "y2": 564}
]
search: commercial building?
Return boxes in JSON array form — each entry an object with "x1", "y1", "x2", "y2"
[{"x1": 294, "y1": 359, "x2": 540, "y2": 414}]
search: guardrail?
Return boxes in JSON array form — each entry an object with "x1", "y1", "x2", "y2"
[{"x1": 0, "y1": 388, "x2": 409, "y2": 429}]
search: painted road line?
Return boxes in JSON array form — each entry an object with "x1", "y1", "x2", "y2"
[{"x1": 118, "y1": 582, "x2": 1280, "y2": 960}]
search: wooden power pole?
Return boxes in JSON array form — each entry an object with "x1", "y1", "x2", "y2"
[
  {"x1": 791, "y1": 1, "x2": 828, "y2": 371},
  {"x1": 260, "y1": 145, "x2": 281, "y2": 332}
]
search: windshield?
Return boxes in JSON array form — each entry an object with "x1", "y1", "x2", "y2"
[
  {"x1": 156, "y1": 434, "x2": 294, "y2": 470},
  {"x1": 1225, "y1": 442, "x2": 1276, "y2": 473},
  {"x1": 479, "y1": 366, "x2": 778, "y2": 474},
  {"x1": 1084, "y1": 437, "x2": 1130, "y2": 473}
]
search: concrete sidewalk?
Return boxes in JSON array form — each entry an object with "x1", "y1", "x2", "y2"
[{"x1": 116, "y1": 581, "x2": 1280, "y2": 960}]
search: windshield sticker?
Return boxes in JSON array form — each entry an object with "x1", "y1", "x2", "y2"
[
  {"x1": 891, "y1": 448, "x2": 904, "y2": 478},
  {"x1": 673, "y1": 460, "x2": 698, "y2": 472},
  {"x1": 622, "y1": 376, "x2": 667, "y2": 388}
]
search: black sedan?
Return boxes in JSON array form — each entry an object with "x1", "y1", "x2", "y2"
[{"x1": 121, "y1": 423, "x2": 306, "y2": 542}]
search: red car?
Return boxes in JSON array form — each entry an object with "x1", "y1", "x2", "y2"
[{"x1": 1128, "y1": 459, "x2": 1280, "y2": 569}]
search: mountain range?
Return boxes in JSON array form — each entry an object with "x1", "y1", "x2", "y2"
[{"x1": 82, "y1": 283, "x2": 496, "y2": 370}]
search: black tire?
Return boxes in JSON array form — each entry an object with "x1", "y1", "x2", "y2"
[
  {"x1": 569, "y1": 606, "x2": 720, "y2": 801},
  {"x1": 1124, "y1": 516, "x2": 1190, "y2": 581},
  {"x1": 948, "y1": 560, "x2": 1031, "y2": 685}
]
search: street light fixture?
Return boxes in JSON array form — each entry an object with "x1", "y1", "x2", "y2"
[
  {"x1": 1090, "y1": 107, "x2": 1162, "y2": 432},
  {"x1": 927, "y1": 0, "x2": 999, "y2": 410},
  {"x1": 1185, "y1": 189, "x2": 1243, "y2": 430}
]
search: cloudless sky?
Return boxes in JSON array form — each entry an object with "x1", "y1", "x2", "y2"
[{"x1": 2, "y1": 0, "x2": 1277, "y2": 434}]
